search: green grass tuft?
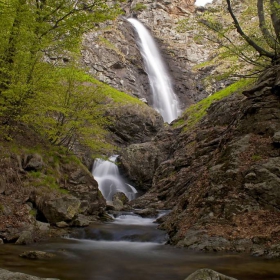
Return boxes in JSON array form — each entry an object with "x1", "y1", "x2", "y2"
[{"x1": 175, "y1": 79, "x2": 254, "y2": 130}]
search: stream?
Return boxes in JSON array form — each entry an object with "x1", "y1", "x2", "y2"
[{"x1": 0, "y1": 213, "x2": 280, "y2": 280}]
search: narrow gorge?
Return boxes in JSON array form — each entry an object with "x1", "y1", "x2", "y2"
[{"x1": 0, "y1": 0, "x2": 280, "y2": 280}]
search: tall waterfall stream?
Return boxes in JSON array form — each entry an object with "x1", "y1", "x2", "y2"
[{"x1": 127, "y1": 18, "x2": 180, "y2": 123}]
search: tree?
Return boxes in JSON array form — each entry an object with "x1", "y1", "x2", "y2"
[
  {"x1": 178, "y1": 0, "x2": 280, "y2": 80},
  {"x1": 22, "y1": 63, "x2": 113, "y2": 153},
  {"x1": 0, "y1": 0, "x2": 123, "y2": 123}
]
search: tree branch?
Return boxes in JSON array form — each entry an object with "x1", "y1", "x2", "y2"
[
  {"x1": 257, "y1": 0, "x2": 277, "y2": 49},
  {"x1": 226, "y1": 0, "x2": 275, "y2": 59}
]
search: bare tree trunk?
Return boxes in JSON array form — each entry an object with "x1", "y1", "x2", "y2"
[
  {"x1": 270, "y1": 0, "x2": 280, "y2": 42},
  {"x1": 257, "y1": 0, "x2": 276, "y2": 49}
]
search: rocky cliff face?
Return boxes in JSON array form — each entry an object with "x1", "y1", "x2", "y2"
[
  {"x1": 121, "y1": 67, "x2": 280, "y2": 257},
  {"x1": 82, "y1": 0, "x2": 212, "y2": 112},
  {"x1": 0, "y1": 126, "x2": 106, "y2": 243}
]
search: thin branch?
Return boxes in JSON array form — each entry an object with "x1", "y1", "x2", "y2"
[{"x1": 226, "y1": 0, "x2": 275, "y2": 59}]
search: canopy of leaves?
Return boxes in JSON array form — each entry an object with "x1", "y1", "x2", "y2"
[{"x1": 0, "y1": 0, "x2": 129, "y2": 155}]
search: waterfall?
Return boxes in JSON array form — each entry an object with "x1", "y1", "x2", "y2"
[
  {"x1": 127, "y1": 18, "x2": 180, "y2": 123},
  {"x1": 92, "y1": 155, "x2": 137, "y2": 201}
]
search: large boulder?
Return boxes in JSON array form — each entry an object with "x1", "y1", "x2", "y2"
[
  {"x1": 38, "y1": 195, "x2": 81, "y2": 224},
  {"x1": 0, "y1": 268, "x2": 58, "y2": 280},
  {"x1": 185, "y1": 269, "x2": 237, "y2": 280}
]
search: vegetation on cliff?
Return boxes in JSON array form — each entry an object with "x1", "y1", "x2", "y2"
[
  {"x1": 0, "y1": 0, "x2": 142, "y2": 155},
  {"x1": 178, "y1": 0, "x2": 280, "y2": 84}
]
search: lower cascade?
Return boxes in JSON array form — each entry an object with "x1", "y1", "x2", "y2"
[
  {"x1": 127, "y1": 18, "x2": 181, "y2": 123},
  {"x1": 92, "y1": 155, "x2": 137, "y2": 201}
]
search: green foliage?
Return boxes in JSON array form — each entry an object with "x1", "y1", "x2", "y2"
[
  {"x1": 177, "y1": 0, "x2": 280, "y2": 81},
  {"x1": 0, "y1": 0, "x2": 126, "y2": 155},
  {"x1": 0, "y1": 0, "x2": 122, "y2": 116},
  {"x1": 132, "y1": 3, "x2": 147, "y2": 11},
  {"x1": 175, "y1": 79, "x2": 254, "y2": 129},
  {"x1": 252, "y1": 154, "x2": 262, "y2": 161}
]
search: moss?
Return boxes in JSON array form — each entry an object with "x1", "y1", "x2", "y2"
[
  {"x1": 29, "y1": 209, "x2": 37, "y2": 217},
  {"x1": 132, "y1": 3, "x2": 147, "y2": 11},
  {"x1": 252, "y1": 154, "x2": 262, "y2": 161},
  {"x1": 175, "y1": 79, "x2": 254, "y2": 130}
]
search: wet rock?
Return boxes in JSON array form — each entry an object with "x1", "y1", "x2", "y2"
[
  {"x1": 20, "y1": 251, "x2": 56, "y2": 260},
  {"x1": 0, "y1": 268, "x2": 59, "y2": 280},
  {"x1": 112, "y1": 198, "x2": 124, "y2": 211},
  {"x1": 0, "y1": 238, "x2": 3, "y2": 244},
  {"x1": 15, "y1": 231, "x2": 33, "y2": 245},
  {"x1": 184, "y1": 268, "x2": 237, "y2": 280},
  {"x1": 70, "y1": 214, "x2": 90, "y2": 227},
  {"x1": 112, "y1": 192, "x2": 129, "y2": 205},
  {"x1": 134, "y1": 208, "x2": 157, "y2": 218}
]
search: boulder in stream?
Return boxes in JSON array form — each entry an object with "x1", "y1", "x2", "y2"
[
  {"x1": 20, "y1": 251, "x2": 56, "y2": 260},
  {"x1": 0, "y1": 268, "x2": 59, "y2": 280},
  {"x1": 185, "y1": 268, "x2": 238, "y2": 280}
]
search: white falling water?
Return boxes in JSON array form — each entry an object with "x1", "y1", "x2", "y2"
[
  {"x1": 127, "y1": 18, "x2": 180, "y2": 123},
  {"x1": 92, "y1": 155, "x2": 137, "y2": 201}
]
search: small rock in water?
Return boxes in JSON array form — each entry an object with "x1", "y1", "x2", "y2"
[
  {"x1": 20, "y1": 251, "x2": 56, "y2": 260},
  {"x1": 70, "y1": 214, "x2": 90, "y2": 227}
]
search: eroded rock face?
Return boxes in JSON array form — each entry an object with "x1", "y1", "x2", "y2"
[
  {"x1": 107, "y1": 103, "x2": 164, "y2": 146},
  {"x1": 118, "y1": 125, "x2": 179, "y2": 190},
  {"x1": 131, "y1": 69, "x2": 280, "y2": 256}
]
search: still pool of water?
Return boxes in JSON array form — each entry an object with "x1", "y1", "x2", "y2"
[{"x1": 0, "y1": 214, "x2": 280, "y2": 280}]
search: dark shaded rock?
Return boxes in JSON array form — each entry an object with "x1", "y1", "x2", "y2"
[
  {"x1": 107, "y1": 104, "x2": 164, "y2": 147},
  {"x1": 0, "y1": 175, "x2": 6, "y2": 194},
  {"x1": 272, "y1": 131, "x2": 280, "y2": 145},
  {"x1": 20, "y1": 251, "x2": 56, "y2": 260},
  {"x1": 119, "y1": 126, "x2": 178, "y2": 191},
  {"x1": 184, "y1": 268, "x2": 237, "y2": 280},
  {"x1": 132, "y1": 70, "x2": 280, "y2": 255},
  {"x1": 0, "y1": 268, "x2": 59, "y2": 280}
]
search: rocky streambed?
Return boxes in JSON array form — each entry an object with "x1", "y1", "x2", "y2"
[{"x1": 1, "y1": 212, "x2": 280, "y2": 280}]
